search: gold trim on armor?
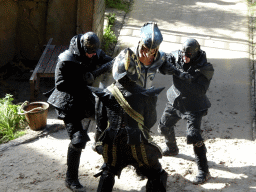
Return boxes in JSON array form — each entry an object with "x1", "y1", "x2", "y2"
[
  {"x1": 138, "y1": 123, "x2": 153, "y2": 142},
  {"x1": 107, "y1": 84, "x2": 144, "y2": 125},
  {"x1": 140, "y1": 143, "x2": 149, "y2": 165},
  {"x1": 124, "y1": 49, "x2": 130, "y2": 71},
  {"x1": 107, "y1": 84, "x2": 153, "y2": 142},
  {"x1": 96, "y1": 141, "x2": 103, "y2": 147},
  {"x1": 111, "y1": 144, "x2": 117, "y2": 167},
  {"x1": 103, "y1": 144, "x2": 108, "y2": 163},
  {"x1": 131, "y1": 49, "x2": 141, "y2": 79},
  {"x1": 131, "y1": 145, "x2": 143, "y2": 167}
]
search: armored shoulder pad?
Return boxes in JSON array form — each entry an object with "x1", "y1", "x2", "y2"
[
  {"x1": 112, "y1": 48, "x2": 140, "y2": 82},
  {"x1": 198, "y1": 63, "x2": 214, "y2": 80}
]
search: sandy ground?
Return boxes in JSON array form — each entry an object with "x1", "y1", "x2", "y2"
[{"x1": 1, "y1": 122, "x2": 256, "y2": 192}]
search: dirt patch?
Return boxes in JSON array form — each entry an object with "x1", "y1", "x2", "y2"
[{"x1": 1, "y1": 125, "x2": 256, "y2": 192}]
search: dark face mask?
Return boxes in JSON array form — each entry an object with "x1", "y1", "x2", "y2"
[
  {"x1": 181, "y1": 51, "x2": 192, "y2": 58},
  {"x1": 80, "y1": 32, "x2": 100, "y2": 55},
  {"x1": 85, "y1": 46, "x2": 97, "y2": 54}
]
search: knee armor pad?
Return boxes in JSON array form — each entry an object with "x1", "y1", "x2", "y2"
[
  {"x1": 193, "y1": 141, "x2": 204, "y2": 148},
  {"x1": 69, "y1": 142, "x2": 82, "y2": 152},
  {"x1": 187, "y1": 128, "x2": 203, "y2": 144},
  {"x1": 71, "y1": 130, "x2": 89, "y2": 149},
  {"x1": 158, "y1": 125, "x2": 175, "y2": 136},
  {"x1": 193, "y1": 141, "x2": 207, "y2": 153}
]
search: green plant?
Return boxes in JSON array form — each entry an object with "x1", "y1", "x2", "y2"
[
  {"x1": 0, "y1": 94, "x2": 27, "y2": 144},
  {"x1": 103, "y1": 25, "x2": 117, "y2": 51},
  {"x1": 107, "y1": 13, "x2": 116, "y2": 26},
  {"x1": 105, "y1": 0, "x2": 130, "y2": 13},
  {"x1": 248, "y1": 1, "x2": 256, "y2": 28}
]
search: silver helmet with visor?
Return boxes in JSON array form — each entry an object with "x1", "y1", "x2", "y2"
[{"x1": 138, "y1": 22, "x2": 163, "y2": 61}]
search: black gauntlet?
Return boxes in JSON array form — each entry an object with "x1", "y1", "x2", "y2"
[
  {"x1": 83, "y1": 72, "x2": 95, "y2": 85},
  {"x1": 173, "y1": 69, "x2": 193, "y2": 83},
  {"x1": 91, "y1": 60, "x2": 114, "y2": 78}
]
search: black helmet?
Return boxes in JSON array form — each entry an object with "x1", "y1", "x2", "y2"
[
  {"x1": 140, "y1": 22, "x2": 163, "y2": 49},
  {"x1": 182, "y1": 38, "x2": 200, "y2": 61},
  {"x1": 80, "y1": 32, "x2": 100, "y2": 54}
]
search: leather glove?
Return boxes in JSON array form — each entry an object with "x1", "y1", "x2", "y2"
[
  {"x1": 71, "y1": 130, "x2": 89, "y2": 149},
  {"x1": 175, "y1": 71, "x2": 193, "y2": 83},
  {"x1": 91, "y1": 60, "x2": 113, "y2": 78},
  {"x1": 83, "y1": 72, "x2": 94, "y2": 85}
]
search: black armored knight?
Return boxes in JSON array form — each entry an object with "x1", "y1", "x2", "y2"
[
  {"x1": 47, "y1": 32, "x2": 113, "y2": 191},
  {"x1": 91, "y1": 48, "x2": 167, "y2": 192},
  {"x1": 158, "y1": 38, "x2": 214, "y2": 184}
]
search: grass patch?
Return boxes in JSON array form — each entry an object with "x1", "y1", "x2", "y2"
[
  {"x1": 102, "y1": 0, "x2": 132, "y2": 54},
  {"x1": 107, "y1": 13, "x2": 116, "y2": 26},
  {"x1": 102, "y1": 13, "x2": 118, "y2": 53},
  {"x1": 106, "y1": 0, "x2": 130, "y2": 13},
  {"x1": 0, "y1": 94, "x2": 28, "y2": 144}
]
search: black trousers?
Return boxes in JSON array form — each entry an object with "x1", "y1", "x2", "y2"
[
  {"x1": 101, "y1": 129, "x2": 163, "y2": 177},
  {"x1": 97, "y1": 129, "x2": 167, "y2": 192},
  {"x1": 159, "y1": 102, "x2": 207, "y2": 144},
  {"x1": 54, "y1": 106, "x2": 93, "y2": 149}
]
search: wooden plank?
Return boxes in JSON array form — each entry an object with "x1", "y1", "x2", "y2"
[
  {"x1": 38, "y1": 73, "x2": 55, "y2": 78},
  {"x1": 29, "y1": 38, "x2": 53, "y2": 81},
  {"x1": 30, "y1": 38, "x2": 53, "y2": 101},
  {"x1": 49, "y1": 45, "x2": 69, "y2": 74},
  {"x1": 44, "y1": 45, "x2": 62, "y2": 74},
  {"x1": 37, "y1": 45, "x2": 55, "y2": 74}
]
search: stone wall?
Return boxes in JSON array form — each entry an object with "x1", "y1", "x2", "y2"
[
  {"x1": 92, "y1": 0, "x2": 105, "y2": 41},
  {"x1": 77, "y1": 0, "x2": 105, "y2": 41},
  {"x1": 16, "y1": 0, "x2": 48, "y2": 61},
  {"x1": 46, "y1": 0, "x2": 78, "y2": 46},
  {"x1": 0, "y1": 0, "x2": 106, "y2": 68},
  {"x1": 0, "y1": 1, "x2": 19, "y2": 68}
]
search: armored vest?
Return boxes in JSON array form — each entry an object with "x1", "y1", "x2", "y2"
[
  {"x1": 167, "y1": 50, "x2": 214, "y2": 112},
  {"x1": 91, "y1": 82, "x2": 164, "y2": 145},
  {"x1": 112, "y1": 47, "x2": 166, "y2": 89}
]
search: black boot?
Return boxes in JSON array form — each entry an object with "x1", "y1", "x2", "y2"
[
  {"x1": 192, "y1": 143, "x2": 211, "y2": 185},
  {"x1": 146, "y1": 169, "x2": 168, "y2": 192},
  {"x1": 65, "y1": 143, "x2": 86, "y2": 191},
  {"x1": 97, "y1": 170, "x2": 115, "y2": 192},
  {"x1": 162, "y1": 127, "x2": 179, "y2": 156},
  {"x1": 135, "y1": 168, "x2": 147, "y2": 181}
]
